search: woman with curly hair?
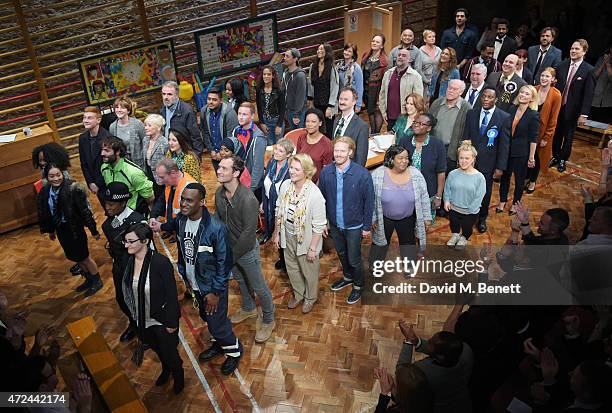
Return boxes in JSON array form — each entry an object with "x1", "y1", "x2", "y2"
[
  {"x1": 37, "y1": 164, "x2": 102, "y2": 296},
  {"x1": 32, "y1": 142, "x2": 71, "y2": 182}
]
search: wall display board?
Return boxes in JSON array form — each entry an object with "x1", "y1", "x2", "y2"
[
  {"x1": 77, "y1": 39, "x2": 178, "y2": 105},
  {"x1": 195, "y1": 14, "x2": 278, "y2": 79}
]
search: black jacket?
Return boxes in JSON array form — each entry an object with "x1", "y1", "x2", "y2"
[
  {"x1": 123, "y1": 251, "x2": 180, "y2": 329},
  {"x1": 555, "y1": 59, "x2": 596, "y2": 120},
  {"x1": 256, "y1": 87, "x2": 286, "y2": 127},
  {"x1": 507, "y1": 106, "x2": 540, "y2": 158},
  {"x1": 37, "y1": 181, "x2": 98, "y2": 237},
  {"x1": 78, "y1": 127, "x2": 111, "y2": 188},
  {"x1": 102, "y1": 208, "x2": 145, "y2": 273},
  {"x1": 463, "y1": 106, "x2": 511, "y2": 172},
  {"x1": 160, "y1": 100, "x2": 203, "y2": 157}
]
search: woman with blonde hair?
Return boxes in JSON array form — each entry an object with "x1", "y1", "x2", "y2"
[
  {"x1": 429, "y1": 47, "x2": 460, "y2": 103},
  {"x1": 497, "y1": 85, "x2": 540, "y2": 214},
  {"x1": 419, "y1": 30, "x2": 442, "y2": 99},
  {"x1": 143, "y1": 113, "x2": 169, "y2": 198},
  {"x1": 392, "y1": 93, "x2": 428, "y2": 143},
  {"x1": 525, "y1": 67, "x2": 561, "y2": 193},
  {"x1": 444, "y1": 141, "x2": 486, "y2": 249},
  {"x1": 109, "y1": 96, "x2": 146, "y2": 169},
  {"x1": 273, "y1": 153, "x2": 326, "y2": 314}
]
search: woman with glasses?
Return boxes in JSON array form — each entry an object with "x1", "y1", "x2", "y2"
[
  {"x1": 121, "y1": 222, "x2": 184, "y2": 394},
  {"x1": 399, "y1": 114, "x2": 447, "y2": 224}
]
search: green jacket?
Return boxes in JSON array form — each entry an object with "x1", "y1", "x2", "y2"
[{"x1": 101, "y1": 157, "x2": 153, "y2": 210}]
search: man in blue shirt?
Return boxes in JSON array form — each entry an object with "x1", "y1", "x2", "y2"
[
  {"x1": 318, "y1": 136, "x2": 374, "y2": 304},
  {"x1": 440, "y1": 8, "x2": 478, "y2": 70},
  {"x1": 200, "y1": 87, "x2": 239, "y2": 172}
]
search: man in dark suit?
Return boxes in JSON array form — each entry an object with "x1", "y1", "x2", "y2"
[
  {"x1": 78, "y1": 106, "x2": 111, "y2": 207},
  {"x1": 332, "y1": 87, "x2": 370, "y2": 166},
  {"x1": 485, "y1": 54, "x2": 527, "y2": 112},
  {"x1": 493, "y1": 19, "x2": 517, "y2": 64},
  {"x1": 549, "y1": 39, "x2": 596, "y2": 173},
  {"x1": 463, "y1": 63, "x2": 488, "y2": 109},
  {"x1": 527, "y1": 27, "x2": 563, "y2": 85},
  {"x1": 463, "y1": 86, "x2": 511, "y2": 232},
  {"x1": 461, "y1": 42, "x2": 501, "y2": 83}
]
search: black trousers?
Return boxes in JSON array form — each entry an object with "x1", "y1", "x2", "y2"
[
  {"x1": 479, "y1": 170, "x2": 494, "y2": 220},
  {"x1": 448, "y1": 209, "x2": 479, "y2": 240},
  {"x1": 383, "y1": 214, "x2": 416, "y2": 245},
  {"x1": 195, "y1": 290, "x2": 242, "y2": 357},
  {"x1": 499, "y1": 156, "x2": 528, "y2": 204},
  {"x1": 552, "y1": 107, "x2": 578, "y2": 161},
  {"x1": 527, "y1": 147, "x2": 541, "y2": 183},
  {"x1": 112, "y1": 261, "x2": 136, "y2": 328},
  {"x1": 143, "y1": 325, "x2": 183, "y2": 374}
]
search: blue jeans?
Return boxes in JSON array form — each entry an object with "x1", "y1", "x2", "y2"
[
  {"x1": 232, "y1": 242, "x2": 275, "y2": 323},
  {"x1": 286, "y1": 108, "x2": 306, "y2": 130},
  {"x1": 262, "y1": 115, "x2": 285, "y2": 145},
  {"x1": 329, "y1": 225, "x2": 364, "y2": 289}
]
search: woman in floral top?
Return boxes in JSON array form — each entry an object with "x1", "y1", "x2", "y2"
[{"x1": 165, "y1": 127, "x2": 201, "y2": 182}]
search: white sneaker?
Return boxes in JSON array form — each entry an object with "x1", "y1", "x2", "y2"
[
  {"x1": 455, "y1": 236, "x2": 468, "y2": 250},
  {"x1": 446, "y1": 233, "x2": 461, "y2": 247}
]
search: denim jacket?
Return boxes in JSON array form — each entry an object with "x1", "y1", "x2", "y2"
[{"x1": 161, "y1": 208, "x2": 232, "y2": 294}]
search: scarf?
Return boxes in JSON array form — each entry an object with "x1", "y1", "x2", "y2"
[
  {"x1": 277, "y1": 180, "x2": 311, "y2": 244},
  {"x1": 122, "y1": 249, "x2": 153, "y2": 366},
  {"x1": 338, "y1": 59, "x2": 355, "y2": 88},
  {"x1": 171, "y1": 151, "x2": 186, "y2": 171},
  {"x1": 264, "y1": 159, "x2": 289, "y2": 235},
  {"x1": 236, "y1": 122, "x2": 256, "y2": 188}
]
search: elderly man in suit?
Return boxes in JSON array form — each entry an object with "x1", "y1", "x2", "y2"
[
  {"x1": 332, "y1": 87, "x2": 370, "y2": 166},
  {"x1": 527, "y1": 27, "x2": 562, "y2": 85},
  {"x1": 485, "y1": 54, "x2": 527, "y2": 111},
  {"x1": 549, "y1": 39, "x2": 596, "y2": 173},
  {"x1": 493, "y1": 19, "x2": 517, "y2": 63},
  {"x1": 464, "y1": 63, "x2": 488, "y2": 109},
  {"x1": 463, "y1": 86, "x2": 511, "y2": 232}
]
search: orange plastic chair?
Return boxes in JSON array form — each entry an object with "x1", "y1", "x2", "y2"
[{"x1": 283, "y1": 128, "x2": 306, "y2": 148}]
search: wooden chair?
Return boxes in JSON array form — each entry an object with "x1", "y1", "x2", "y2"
[
  {"x1": 283, "y1": 128, "x2": 306, "y2": 147},
  {"x1": 66, "y1": 316, "x2": 148, "y2": 413}
]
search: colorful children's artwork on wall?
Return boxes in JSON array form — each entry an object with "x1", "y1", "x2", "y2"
[
  {"x1": 77, "y1": 40, "x2": 177, "y2": 105},
  {"x1": 195, "y1": 14, "x2": 278, "y2": 79}
]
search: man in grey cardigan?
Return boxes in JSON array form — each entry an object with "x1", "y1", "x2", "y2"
[
  {"x1": 282, "y1": 48, "x2": 308, "y2": 130},
  {"x1": 215, "y1": 155, "x2": 276, "y2": 343},
  {"x1": 397, "y1": 320, "x2": 474, "y2": 413},
  {"x1": 428, "y1": 79, "x2": 472, "y2": 172}
]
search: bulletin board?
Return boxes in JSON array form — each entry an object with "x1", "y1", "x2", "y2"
[
  {"x1": 194, "y1": 14, "x2": 278, "y2": 79},
  {"x1": 77, "y1": 39, "x2": 178, "y2": 105}
]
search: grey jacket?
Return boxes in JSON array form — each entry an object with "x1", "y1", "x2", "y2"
[
  {"x1": 214, "y1": 184, "x2": 259, "y2": 263},
  {"x1": 200, "y1": 102, "x2": 239, "y2": 152},
  {"x1": 428, "y1": 97, "x2": 471, "y2": 161},
  {"x1": 231, "y1": 124, "x2": 267, "y2": 190},
  {"x1": 142, "y1": 134, "x2": 169, "y2": 183},
  {"x1": 282, "y1": 67, "x2": 308, "y2": 112},
  {"x1": 398, "y1": 339, "x2": 474, "y2": 413},
  {"x1": 109, "y1": 117, "x2": 146, "y2": 170}
]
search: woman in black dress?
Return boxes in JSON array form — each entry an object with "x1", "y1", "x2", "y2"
[
  {"x1": 121, "y1": 223, "x2": 184, "y2": 394},
  {"x1": 361, "y1": 33, "x2": 389, "y2": 134},
  {"x1": 37, "y1": 164, "x2": 102, "y2": 297}
]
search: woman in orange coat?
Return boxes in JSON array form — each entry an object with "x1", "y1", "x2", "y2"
[{"x1": 526, "y1": 67, "x2": 561, "y2": 193}]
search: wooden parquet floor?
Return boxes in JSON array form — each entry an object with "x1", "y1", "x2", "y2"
[{"x1": 0, "y1": 136, "x2": 605, "y2": 412}]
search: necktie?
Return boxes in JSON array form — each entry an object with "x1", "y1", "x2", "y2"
[
  {"x1": 533, "y1": 49, "x2": 546, "y2": 81},
  {"x1": 480, "y1": 110, "x2": 490, "y2": 136},
  {"x1": 468, "y1": 88, "x2": 477, "y2": 105},
  {"x1": 562, "y1": 63, "x2": 577, "y2": 105},
  {"x1": 335, "y1": 117, "x2": 345, "y2": 139}
]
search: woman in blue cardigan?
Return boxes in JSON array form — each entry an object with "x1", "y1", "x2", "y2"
[{"x1": 428, "y1": 47, "x2": 460, "y2": 104}]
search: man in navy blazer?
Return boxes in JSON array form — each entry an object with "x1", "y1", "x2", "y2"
[
  {"x1": 527, "y1": 27, "x2": 562, "y2": 85},
  {"x1": 463, "y1": 86, "x2": 511, "y2": 232},
  {"x1": 549, "y1": 39, "x2": 596, "y2": 173},
  {"x1": 332, "y1": 87, "x2": 370, "y2": 166}
]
